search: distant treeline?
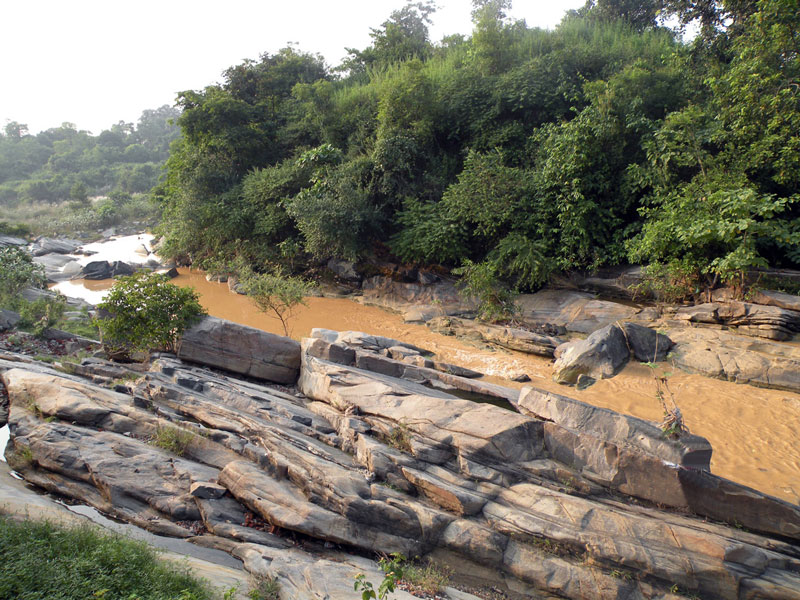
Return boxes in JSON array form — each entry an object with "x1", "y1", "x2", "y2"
[{"x1": 0, "y1": 105, "x2": 180, "y2": 206}]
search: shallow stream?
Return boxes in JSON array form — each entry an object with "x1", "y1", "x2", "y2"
[{"x1": 43, "y1": 236, "x2": 800, "y2": 505}]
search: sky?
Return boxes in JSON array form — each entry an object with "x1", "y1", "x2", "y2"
[{"x1": 1, "y1": 0, "x2": 586, "y2": 135}]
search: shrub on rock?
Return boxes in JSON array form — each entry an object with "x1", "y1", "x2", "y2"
[{"x1": 95, "y1": 272, "x2": 205, "y2": 355}]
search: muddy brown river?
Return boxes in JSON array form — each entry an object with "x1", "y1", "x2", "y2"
[{"x1": 54, "y1": 255, "x2": 800, "y2": 505}]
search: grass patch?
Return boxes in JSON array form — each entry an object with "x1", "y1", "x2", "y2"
[
  {"x1": 0, "y1": 516, "x2": 214, "y2": 599},
  {"x1": 402, "y1": 559, "x2": 452, "y2": 596},
  {"x1": 248, "y1": 576, "x2": 280, "y2": 600},
  {"x1": 150, "y1": 426, "x2": 195, "y2": 456},
  {"x1": 386, "y1": 421, "x2": 412, "y2": 454}
]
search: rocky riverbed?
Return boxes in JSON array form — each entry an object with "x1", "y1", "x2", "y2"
[{"x1": 2, "y1": 315, "x2": 800, "y2": 599}]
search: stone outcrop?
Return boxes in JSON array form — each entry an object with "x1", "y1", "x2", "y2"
[
  {"x1": 516, "y1": 289, "x2": 640, "y2": 334},
  {"x1": 552, "y1": 322, "x2": 673, "y2": 384},
  {"x1": 2, "y1": 331, "x2": 800, "y2": 600},
  {"x1": 0, "y1": 234, "x2": 27, "y2": 247},
  {"x1": 550, "y1": 265, "x2": 645, "y2": 299},
  {"x1": 306, "y1": 329, "x2": 516, "y2": 406},
  {"x1": 178, "y1": 316, "x2": 301, "y2": 384},
  {"x1": 668, "y1": 326, "x2": 800, "y2": 392},
  {"x1": 427, "y1": 316, "x2": 563, "y2": 357},
  {"x1": 30, "y1": 237, "x2": 82, "y2": 256},
  {"x1": 676, "y1": 301, "x2": 800, "y2": 341},
  {"x1": 73, "y1": 260, "x2": 137, "y2": 280},
  {"x1": 0, "y1": 309, "x2": 21, "y2": 332},
  {"x1": 360, "y1": 275, "x2": 476, "y2": 323}
]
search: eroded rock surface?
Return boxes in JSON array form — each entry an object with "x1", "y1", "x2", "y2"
[
  {"x1": 669, "y1": 326, "x2": 800, "y2": 392},
  {"x1": 2, "y1": 327, "x2": 800, "y2": 600},
  {"x1": 552, "y1": 323, "x2": 673, "y2": 385},
  {"x1": 178, "y1": 316, "x2": 300, "y2": 384},
  {"x1": 360, "y1": 275, "x2": 476, "y2": 323},
  {"x1": 427, "y1": 316, "x2": 563, "y2": 357},
  {"x1": 676, "y1": 301, "x2": 800, "y2": 341},
  {"x1": 516, "y1": 289, "x2": 640, "y2": 334}
]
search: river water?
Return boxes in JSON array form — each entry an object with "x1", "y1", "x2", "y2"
[{"x1": 41, "y1": 236, "x2": 800, "y2": 505}]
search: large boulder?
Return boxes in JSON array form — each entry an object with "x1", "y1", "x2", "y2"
[
  {"x1": 178, "y1": 316, "x2": 301, "y2": 384},
  {"x1": 552, "y1": 324, "x2": 630, "y2": 384},
  {"x1": 620, "y1": 321, "x2": 673, "y2": 362},
  {"x1": 73, "y1": 260, "x2": 136, "y2": 280},
  {"x1": 553, "y1": 323, "x2": 673, "y2": 384}
]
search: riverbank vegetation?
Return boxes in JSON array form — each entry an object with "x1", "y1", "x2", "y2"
[
  {"x1": 3, "y1": 0, "x2": 798, "y2": 298},
  {"x1": 0, "y1": 516, "x2": 215, "y2": 600},
  {"x1": 0, "y1": 106, "x2": 177, "y2": 236},
  {"x1": 152, "y1": 0, "x2": 799, "y2": 297}
]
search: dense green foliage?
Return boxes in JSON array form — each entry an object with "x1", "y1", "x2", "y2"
[
  {"x1": 143, "y1": 1, "x2": 800, "y2": 292},
  {"x1": 95, "y1": 272, "x2": 205, "y2": 354},
  {"x1": 0, "y1": 246, "x2": 46, "y2": 303},
  {"x1": 0, "y1": 517, "x2": 214, "y2": 600},
  {"x1": 0, "y1": 106, "x2": 179, "y2": 206}
]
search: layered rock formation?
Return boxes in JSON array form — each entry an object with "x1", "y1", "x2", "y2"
[{"x1": 2, "y1": 323, "x2": 800, "y2": 600}]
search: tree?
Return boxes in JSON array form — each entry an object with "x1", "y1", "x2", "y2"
[
  {"x1": 574, "y1": 0, "x2": 661, "y2": 30},
  {"x1": 239, "y1": 268, "x2": 314, "y2": 337},
  {"x1": 95, "y1": 272, "x2": 205, "y2": 355}
]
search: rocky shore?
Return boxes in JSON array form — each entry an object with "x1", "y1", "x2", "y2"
[{"x1": 2, "y1": 313, "x2": 800, "y2": 600}]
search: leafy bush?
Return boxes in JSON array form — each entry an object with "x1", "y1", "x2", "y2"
[
  {"x1": 286, "y1": 161, "x2": 382, "y2": 261},
  {"x1": 453, "y1": 259, "x2": 518, "y2": 323},
  {"x1": 95, "y1": 272, "x2": 205, "y2": 355},
  {"x1": 18, "y1": 294, "x2": 67, "y2": 337},
  {"x1": 0, "y1": 246, "x2": 46, "y2": 305}
]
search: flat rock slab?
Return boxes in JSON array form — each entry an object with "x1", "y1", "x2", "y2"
[
  {"x1": 669, "y1": 326, "x2": 800, "y2": 392},
  {"x1": 30, "y1": 237, "x2": 82, "y2": 256},
  {"x1": 427, "y1": 316, "x2": 563, "y2": 357},
  {"x1": 676, "y1": 301, "x2": 800, "y2": 340},
  {"x1": 516, "y1": 289, "x2": 639, "y2": 334},
  {"x1": 178, "y1": 316, "x2": 300, "y2": 384},
  {"x1": 360, "y1": 276, "x2": 476, "y2": 323}
]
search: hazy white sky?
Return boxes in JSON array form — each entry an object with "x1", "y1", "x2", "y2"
[{"x1": 1, "y1": 0, "x2": 585, "y2": 135}]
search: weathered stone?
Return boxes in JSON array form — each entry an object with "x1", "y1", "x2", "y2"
[
  {"x1": 73, "y1": 260, "x2": 136, "y2": 280},
  {"x1": 552, "y1": 324, "x2": 630, "y2": 384},
  {"x1": 178, "y1": 316, "x2": 300, "y2": 384},
  {"x1": 5, "y1": 329, "x2": 800, "y2": 600},
  {"x1": 427, "y1": 316, "x2": 563, "y2": 357},
  {"x1": 676, "y1": 301, "x2": 800, "y2": 341},
  {"x1": 0, "y1": 234, "x2": 27, "y2": 247},
  {"x1": 190, "y1": 481, "x2": 227, "y2": 499},
  {"x1": 516, "y1": 289, "x2": 639, "y2": 334},
  {"x1": 669, "y1": 326, "x2": 800, "y2": 392},
  {"x1": 360, "y1": 275, "x2": 476, "y2": 323},
  {"x1": 0, "y1": 309, "x2": 21, "y2": 332},
  {"x1": 31, "y1": 237, "x2": 82, "y2": 256},
  {"x1": 517, "y1": 387, "x2": 712, "y2": 471},
  {"x1": 620, "y1": 322, "x2": 673, "y2": 362}
]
